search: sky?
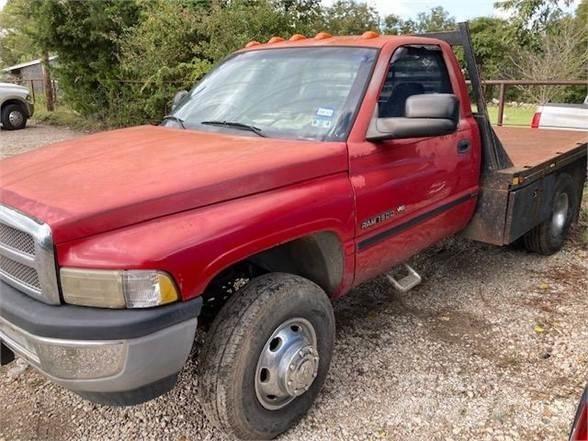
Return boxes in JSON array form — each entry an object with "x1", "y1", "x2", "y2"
[{"x1": 0, "y1": 0, "x2": 581, "y2": 21}]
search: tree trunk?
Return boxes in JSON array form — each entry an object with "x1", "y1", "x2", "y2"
[{"x1": 41, "y1": 51, "x2": 55, "y2": 112}]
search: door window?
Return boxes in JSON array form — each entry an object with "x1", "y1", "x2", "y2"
[{"x1": 378, "y1": 46, "x2": 453, "y2": 118}]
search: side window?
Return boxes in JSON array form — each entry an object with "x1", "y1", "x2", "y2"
[{"x1": 378, "y1": 45, "x2": 453, "y2": 118}]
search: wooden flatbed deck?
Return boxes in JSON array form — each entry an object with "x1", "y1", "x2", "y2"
[{"x1": 494, "y1": 126, "x2": 588, "y2": 171}]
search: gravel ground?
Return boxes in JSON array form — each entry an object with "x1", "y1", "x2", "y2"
[{"x1": 1, "y1": 125, "x2": 587, "y2": 441}]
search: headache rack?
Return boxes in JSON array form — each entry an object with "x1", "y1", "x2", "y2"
[{"x1": 416, "y1": 22, "x2": 513, "y2": 172}]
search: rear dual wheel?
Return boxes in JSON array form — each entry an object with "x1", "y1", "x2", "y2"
[
  {"x1": 523, "y1": 173, "x2": 580, "y2": 255},
  {"x1": 200, "y1": 273, "x2": 335, "y2": 440}
]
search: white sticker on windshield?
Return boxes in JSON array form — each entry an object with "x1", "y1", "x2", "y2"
[{"x1": 316, "y1": 107, "x2": 335, "y2": 117}]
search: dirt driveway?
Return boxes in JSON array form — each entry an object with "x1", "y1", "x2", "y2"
[{"x1": 1, "y1": 124, "x2": 587, "y2": 441}]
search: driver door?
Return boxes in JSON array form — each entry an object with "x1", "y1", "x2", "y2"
[{"x1": 349, "y1": 44, "x2": 480, "y2": 284}]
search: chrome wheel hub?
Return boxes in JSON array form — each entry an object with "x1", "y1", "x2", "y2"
[
  {"x1": 8, "y1": 110, "x2": 24, "y2": 127},
  {"x1": 255, "y1": 318, "x2": 319, "y2": 410},
  {"x1": 551, "y1": 192, "x2": 569, "y2": 236}
]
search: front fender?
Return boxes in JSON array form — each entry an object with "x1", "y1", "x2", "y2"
[{"x1": 57, "y1": 174, "x2": 356, "y2": 299}]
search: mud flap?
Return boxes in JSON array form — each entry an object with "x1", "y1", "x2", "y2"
[{"x1": 0, "y1": 340, "x2": 16, "y2": 366}]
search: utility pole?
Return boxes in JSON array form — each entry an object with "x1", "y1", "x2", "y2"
[{"x1": 41, "y1": 51, "x2": 55, "y2": 112}]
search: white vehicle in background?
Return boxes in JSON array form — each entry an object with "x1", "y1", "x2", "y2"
[
  {"x1": 0, "y1": 82, "x2": 34, "y2": 130},
  {"x1": 531, "y1": 95, "x2": 588, "y2": 131}
]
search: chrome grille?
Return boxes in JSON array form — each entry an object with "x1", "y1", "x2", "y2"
[
  {"x1": 0, "y1": 205, "x2": 60, "y2": 304},
  {"x1": 0, "y1": 223, "x2": 35, "y2": 256},
  {"x1": 0, "y1": 255, "x2": 40, "y2": 290}
]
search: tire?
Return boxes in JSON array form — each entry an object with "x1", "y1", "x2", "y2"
[
  {"x1": 200, "y1": 273, "x2": 336, "y2": 440},
  {"x1": 1, "y1": 103, "x2": 27, "y2": 130},
  {"x1": 523, "y1": 173, "x2": 580, "y2": 255}
]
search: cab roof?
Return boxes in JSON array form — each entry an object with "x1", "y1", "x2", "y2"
[{"x1": 238, "y1": 32, "x2": 446, "y2": 52}]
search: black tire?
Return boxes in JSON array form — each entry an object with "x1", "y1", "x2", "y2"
[
  {"x1": 523, "y1": 173, "x2": 580, "y2": 255},
  {"x1": 1, "y1": 103, "x2": 27, "y2": 130},
  {"x1": 200, "y1": 273, "x2": 335, "y2": 440}
]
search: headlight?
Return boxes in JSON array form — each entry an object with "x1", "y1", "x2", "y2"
[{"x1": 60, "y1": 268, "x2": 179, "y2": 309}]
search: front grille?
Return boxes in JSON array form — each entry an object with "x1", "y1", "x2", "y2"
[
  {"x1": 0, "y1": 205, "x2": 60, "y2": 304},
  {"x1": 0, "y1": 223, "x2": 35, "y2": 256},
  {"x1": 0, "y1": 255, "x2": 40, "y2": 290}
]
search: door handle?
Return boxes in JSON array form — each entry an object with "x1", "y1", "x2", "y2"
[{"x1": 457, "y1": 139, "x2": 471, "y2": 153}]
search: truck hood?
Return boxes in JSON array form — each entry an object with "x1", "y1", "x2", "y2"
[
  {"x1": 0, "y1": 82, "x2": 29, "y2": 95},
  {"x1": 1, "y1": 125, "x2": 347, "y2": 243}
]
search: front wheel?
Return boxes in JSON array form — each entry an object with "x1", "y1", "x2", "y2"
[
  {"x1": 1, "y1": 103, "x2": 28, "y2": 130},
  {"x1": 523, "y1": 173, "x2": 580, "y2": 255},
  {"x1": 199, "y1": 273, "x2": 335, "y2": 440}
]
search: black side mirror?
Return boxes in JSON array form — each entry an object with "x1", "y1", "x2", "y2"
[
  {"x1": 171, "y1": 90, "x2": 189, "y2": 112},
  {"x1": 367, "y1": 94, "x2": 459, "y2": 141}
]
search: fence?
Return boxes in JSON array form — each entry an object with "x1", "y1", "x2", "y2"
[
  {"x1": 4, "y1": 78, "x2": 59, "y2": 106},
  {"x1": 468, "y1": 80, "x2": 588, "y2": 126}
]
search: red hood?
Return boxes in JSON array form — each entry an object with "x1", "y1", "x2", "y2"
[{"x1": 1, "y1": 126, "x2": 347, "y2": 243}]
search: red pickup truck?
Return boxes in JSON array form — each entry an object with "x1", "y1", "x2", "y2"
[{"x1": 1, "y1": 24, "x2": 586, "y2": 439}]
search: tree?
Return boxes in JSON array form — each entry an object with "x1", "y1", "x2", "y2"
[
  {"x1": 382, "y1": 14, "x2": 416, "y2": 35},
  {"x1": 201, "y1": 0, "x2": 293, "y2": 61},
  {"x1": 0, "y1": 0, "x2": 55, "y2": 110},
  {"x1": 116, "y1": 0, "x2": 211, "y2": 126},
  {"x1": 413, "y1": 6, "x2": 455, "y2": 33},
  {"x1": 40, "y1": 0, "x2": 141, "y2": 118},
  {"x1": 469, "y1": 17, "x2": 517, "y2": 80},
  {"x1": 510, "y1": 18, "x2": 588, "y2": 103},
  {"x1": 0, "y1": 0, "x2": 37, "y2": 67},
  {"x1": 495, "y1": 0, "x2": 575, "y2": 46},
  {"x1": 382, "y1": 6, "x2": 455, "y2": 36},
  {"x1": 321, "y1": 0, "x2": 380, "y2": 35}
]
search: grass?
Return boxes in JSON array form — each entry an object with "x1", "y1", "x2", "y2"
[
  {"x1": 487, "y1": 105, "x2": 536, "y2": 127},
  {"x1": 33, "y1": 105, "x2": 103, "y2": 132}
]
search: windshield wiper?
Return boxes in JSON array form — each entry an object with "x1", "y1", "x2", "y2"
[
  {"x1": 200, "y1": 120, "x2": 266, "y2": 137},
  {"x1": 161, "y1": 115, "x2": 186, "y2": 129}
]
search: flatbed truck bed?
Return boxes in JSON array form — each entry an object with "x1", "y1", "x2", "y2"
[{"x1": 465, "y1": 127, "x2": 587, "y2": 246}]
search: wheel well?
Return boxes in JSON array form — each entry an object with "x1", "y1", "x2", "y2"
[
  {"x1": 1, "y1": 99, "x2": 26, "y2": 114},
  {"x1": 199, "y1": 232, "x2": 344, "y2": 325},
  {"x1": 248, "y1": 231, "x2": 344, "y2": 294}
]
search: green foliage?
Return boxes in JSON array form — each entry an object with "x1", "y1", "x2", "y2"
[
  {"x1": 320, "y1": 0, "x2": 380, "y2": 35},
  {"x1": 116, "y1": 0, "x2": 211, "y2": 125},
  {"x1": 469, "y1": 17, "x2": 516, "y2": 80},
  {"x1": 2, "y1": 0, "x2": 587, "y2": 127},
  {"x1": 202, "y1": 0, "x2": 293, "y2": 61},
  {"x1": 383, "y1": 6, "x2": 455, "y2": 34},
  {"x1": 495, "y1": 0, "x2": 575, "y2": 47},
  {"x1": 0, "y1": 0, "x2": 39, "y2": 66},
  {"x1": 40, "y1": 0, "x2": 141, "y2": 119}
]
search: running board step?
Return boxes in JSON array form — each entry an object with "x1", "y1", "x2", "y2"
[{"x1": 386, "y1": 264, "x2": 422, "y2": 293}]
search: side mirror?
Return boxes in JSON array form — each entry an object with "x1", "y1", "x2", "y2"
[
  {"x1": 171, "y1": 90, "x2": 189, "y2": 112},
  {"x1": 367, "y1": 94, "x2": 459, "y2": 141}
]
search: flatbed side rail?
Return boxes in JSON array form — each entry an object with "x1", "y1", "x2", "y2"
[{"x1": 415, "y1": 22, "x2": 513, "y2": 172}]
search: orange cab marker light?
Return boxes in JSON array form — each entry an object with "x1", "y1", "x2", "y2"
[
  {"x1": 314, "y1": 32, "x2": 332, "y2": 40},
  {"x1": 289, "y1": 34, "x2": 307, "y2": 41},
  {"x1": 245, "y1": 41, "x2": 261, "y2": 48},
  {"x1": 361, "y1": 31, "x2": 379, "y2": 39},
  {"x1": 268, "y1": 36, "x2": 285, "y2": 44}
]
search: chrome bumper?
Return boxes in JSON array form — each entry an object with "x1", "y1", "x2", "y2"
[{"x1": 0, "y1": 314, "x2": 197, "y2": 399}]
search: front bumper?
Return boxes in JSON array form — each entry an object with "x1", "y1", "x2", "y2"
[{"x1": 0, "y1": 280, "x2": 202, "y2": 405}]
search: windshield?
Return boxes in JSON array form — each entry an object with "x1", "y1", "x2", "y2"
[{"x1": 167, "y1": 47, "x2": 377, "y2": 141}]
